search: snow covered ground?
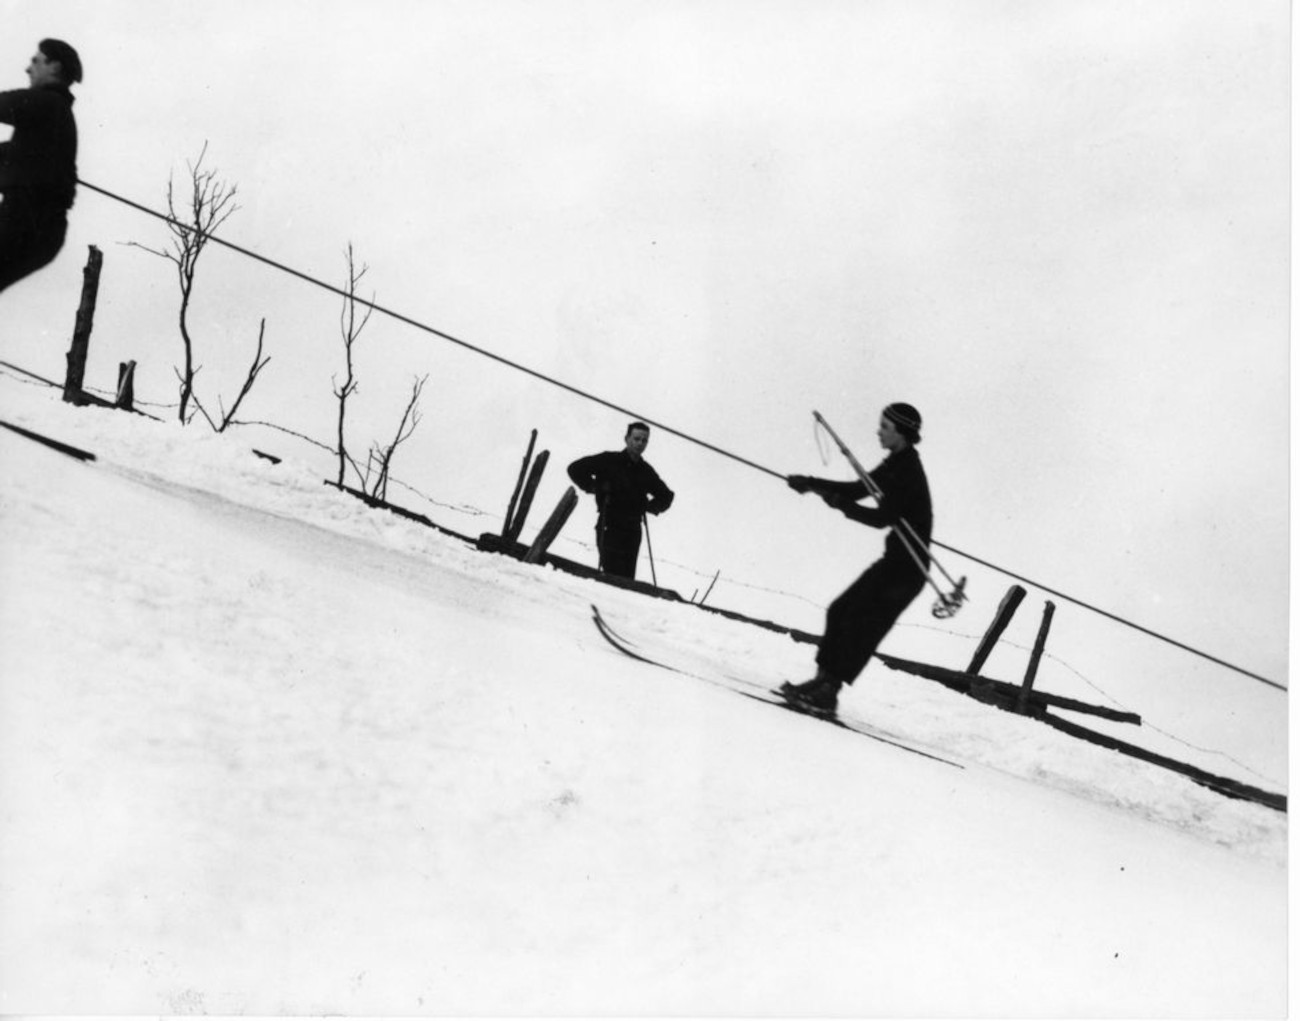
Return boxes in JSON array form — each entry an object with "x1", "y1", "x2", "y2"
[{"x1": 0, "y1": 372, "x2": 1286, "y2": 1016}]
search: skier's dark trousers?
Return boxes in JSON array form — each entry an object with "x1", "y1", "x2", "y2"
[
  {"x1": 784, "y1": 403, "x2": 932, "y2": 713},
  {"x1": 567, "y1": 422, "x2": 674, "y2": 581},
  {"x1": 0, "y1": 39, "x2": 81, "y2": 294}
]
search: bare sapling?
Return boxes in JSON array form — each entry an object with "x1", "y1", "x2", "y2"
[
  {"x1": 333, "y1": 242, "x2": 374, "y2": 487},
  {"x1": 368, "y1": 374, "x2": 428, "y2": 501},
  {"x1": 191, "y1": 318, "x2": 271, "y2": 432},
  {"x1": 129, "y1": 142, "x2": 240, "y2": 423}
]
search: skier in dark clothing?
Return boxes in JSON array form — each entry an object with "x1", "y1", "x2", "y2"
[
  {"x1": 782, "y1": 402, "x2": 932, "y2": 714},
  {"x1": 567, "y1": 422, "x2": 674, "y2": 580},
  {"x1": 0, "y1": 39, "x2": 82, "y2": 294}
]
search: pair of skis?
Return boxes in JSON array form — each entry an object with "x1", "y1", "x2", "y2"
[{"x1": 591, "y1": 605, "x2": 963, "y2": 770}]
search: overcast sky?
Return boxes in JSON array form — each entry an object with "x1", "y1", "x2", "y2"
[{"x1": 2, "y1": 1, "x2": 1289, "y2": 717}]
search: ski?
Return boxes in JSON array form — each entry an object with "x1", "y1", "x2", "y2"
[
  {"x1": 0, "y1": 419, "x2": 96, "y2": 462},
  {"x1": 591, "y1": 605, "x2": 963, "y2": 770}
]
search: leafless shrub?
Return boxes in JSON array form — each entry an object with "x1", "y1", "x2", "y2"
[
  {"x1": 130, "y1": 143, "x2": 265, "y2": 427},
  {"x1": 367, "y1": 374, "x2": 428, "y2": 501},
  {"x1": 192, "y1": 318, "x2": 271, "y2": 433},
  {"x1": 332, "y1": 242, "x2": 374, "y2": 486}
]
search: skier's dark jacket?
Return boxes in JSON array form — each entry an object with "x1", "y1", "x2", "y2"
[
  {"x1": 801, "y1": 446, "x2": 932, "y2": 565},
  {"x1": 0, "y1": 83, "x2": 78, "y2": 208},
  {"x1": 567, "y1": 450, "x2": 674, "y2": 526}
]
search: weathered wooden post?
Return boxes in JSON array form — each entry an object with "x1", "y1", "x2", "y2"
[
  {"x1": 115, "y1": 360, "x2": 137, "y2": 411},
  {"x1": 63, "y1": 245, "x2": 103, "y2": 404},
  {"x1": 966, "y1": 584, "x2": 1026, "y2": 677},
  {"x1": 1017, "y1": 601, "x2": 1057, "y2": 714},
  {"x1": 504, "y1": 449, "x2": 549, "y2": 544},
  {"x1": 524, "y1": 486, "x2": 578, "y2": 564},
  {"x1": 503, "y1": 429, "x2": 538, "y2": 537}
]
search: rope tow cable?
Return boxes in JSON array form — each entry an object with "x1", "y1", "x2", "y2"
[
  {"x1": 76, "y1": 177, "x2": 1286, "y2": 693},
  {"x1": 76, "y1": 178, "x2": 778, "y2": 479}
]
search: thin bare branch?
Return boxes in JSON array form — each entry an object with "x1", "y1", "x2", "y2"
[
  {"x1": 215, "y1": 319, "x2": 271, "y2": 432},
  {"x1": 371, "y1": 374, "x2": 428, "y2": 500},
  {"x1": 191, "y1": 392, "x2": 219, "y2": 431},
  {"x1": 335, "y1": 242, "x2": 375, "y2": 487},
  {"x1": 131, "y1": 143, "x2": 242, "y2": 423}
]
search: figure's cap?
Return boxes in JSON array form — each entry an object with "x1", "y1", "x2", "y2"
[
  {"x1": 40, "y1": 39, "x2": 82, "y2": 84},
  {"x1": 883, "y1": 402, "x2": 922, "y2": 442}
]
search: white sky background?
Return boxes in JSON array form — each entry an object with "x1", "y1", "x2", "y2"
[{"x1": 1, "y1": 0, "x2": 1289, "y2": 711}]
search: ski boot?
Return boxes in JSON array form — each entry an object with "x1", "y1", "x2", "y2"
[{"x1": 779, "y1": 673, "x2": 843, "y2": 716}]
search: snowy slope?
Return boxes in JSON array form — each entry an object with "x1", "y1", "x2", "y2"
[{"x1": 0, "y1": 379, "x2": 1286, "y2": 1016}]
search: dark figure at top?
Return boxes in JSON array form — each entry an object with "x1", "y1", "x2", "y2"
[
  {"x1": 567, "y1": 422, "x2": 674, "y2": 581},
  {"x1": 0, "y1": 39, "x2": 82, "y2": 294},
  {"x1": 782, "y1": 403, "x2": 932, "y2": 714}
]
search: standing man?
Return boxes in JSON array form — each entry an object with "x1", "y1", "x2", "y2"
[
  {"x1": 567, "y1": 422, "x2": 674, "y2": 581},
  {"x1": 0, "y1": 39, "x2": 82, "y2": 294},
  {"x1": 782, "y1": 403, "x2": 932, "y2": 714}
]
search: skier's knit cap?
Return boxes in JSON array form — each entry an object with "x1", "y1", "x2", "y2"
[
  {"x1": 883, "y1": 402, "x2": 922, "y2": 443},
  {"x1": 40, "y1": 39, "x2": 82, "y2": 83}
]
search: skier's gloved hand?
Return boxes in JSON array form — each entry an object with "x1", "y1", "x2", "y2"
[
  {"x1": 823, "y1": 490, "x2": 858, "y2": 512},
  {"x1": 787, "y1": 475, "x2": 816, "y2": 494}
]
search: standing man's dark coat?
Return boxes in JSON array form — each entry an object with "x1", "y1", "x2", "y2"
[{"x1": 568, "y1": 423, "x2": 674, "y2": 580}]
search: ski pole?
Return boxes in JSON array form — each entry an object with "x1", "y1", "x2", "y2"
[
  {"x1": 812, "y1": 410, "x2": 967, "y2": 617},
  {"x1": 814, "y1": 409, "x2": 939, "y2": 566},
  {"x1": 642, "y1": 513, "x2": 659, "y2": 588},
  {"x1": 814, "y1": 409, "x2": 963, "y2": 608}
]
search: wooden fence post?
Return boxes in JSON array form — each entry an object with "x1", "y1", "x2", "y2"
[
  {"x1": 966, "y1": 584, "x2": 1026, "y2": 677},
  {"x1": 524, "y1": 486, "x2": 578, "y2": 564},
  {"x1": 504, "y1": 449, "x2": 549, "y2": 544},
  {"x1": 115, "y1": 360, "x2": 137, "y2": 410},
  {"x1": 503, "y1": 430, "x2": 538, "y2": 537},
  {"x1": 1017, "y1": 601, "x2": 1057, "y2": 714},
  {"x1": 63, "y1": 245, "x2": 103, "y2": 404}
]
